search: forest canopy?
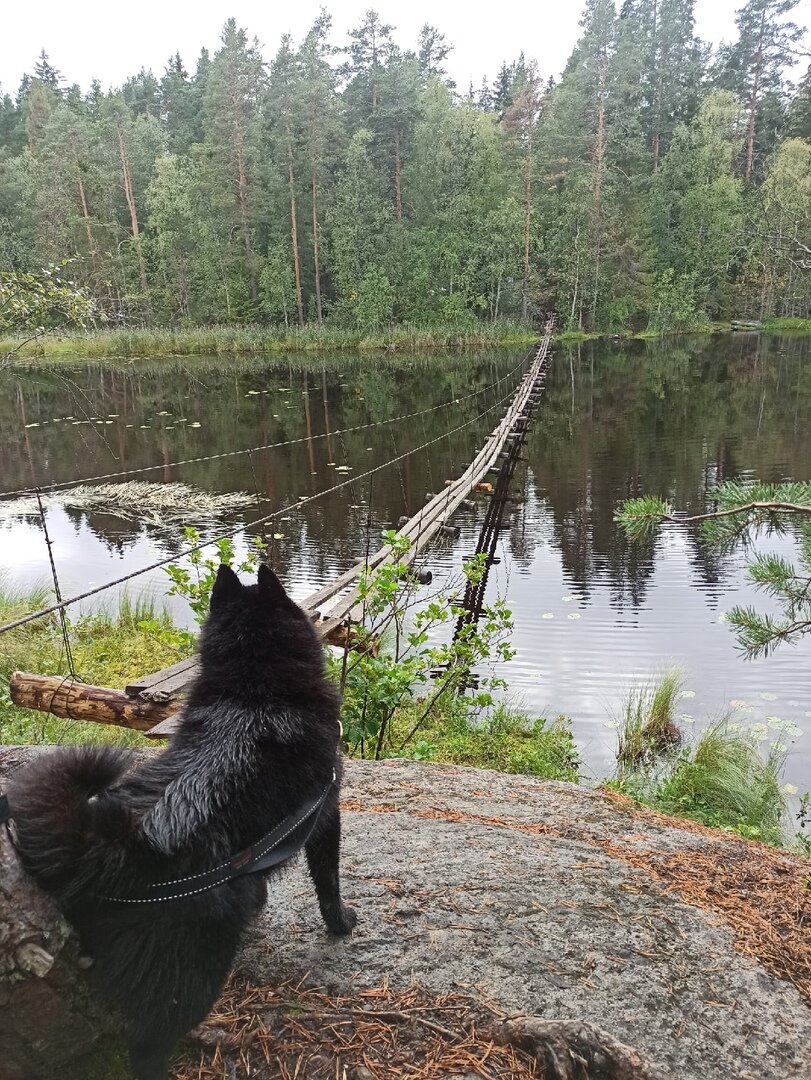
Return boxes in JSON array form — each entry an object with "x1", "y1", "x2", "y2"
[{"x1": 0, "y1": 1, "x2": 809, "y2": 333}]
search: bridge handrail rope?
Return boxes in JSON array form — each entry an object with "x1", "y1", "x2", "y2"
[
  {"x1": 0, "y1": 381, "x2": 524, "y2": 638},
  {"x1": 0, "y1": 351, "x2": 535, "y2": 502}
]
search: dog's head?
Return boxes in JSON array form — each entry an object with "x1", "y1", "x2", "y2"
[{"x1": 201, "y1": 563, "x2": 319, "y2": 665}]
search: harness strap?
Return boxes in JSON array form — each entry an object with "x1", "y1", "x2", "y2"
[
  {"x1": 0, "y1": 778, "x2": 334, "y2": 905},
  {"x1": 105, "y1": 776, "x2": 334, "y2": 904}
]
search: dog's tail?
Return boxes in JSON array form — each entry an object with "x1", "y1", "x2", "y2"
[{"x1": 7, "y1": 745, "x2": 133, "y2": 899}]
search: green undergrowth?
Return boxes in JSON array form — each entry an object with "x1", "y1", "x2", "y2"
[
  {"x1": 761, "y1": 317, "x2": 811, "y2": 334},
  {"x1": 372, "y1": 698, "x2": 581, "y2": 782},
  {"x1": 0, "y1": 578, "x2": 184, "y2": 746},
  {"x1": 611, "y1": 720, "x2": 786, "y2": 844}
]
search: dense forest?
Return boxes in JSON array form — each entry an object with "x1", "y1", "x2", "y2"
[{"x1": 0, "y1": 0, "x2": 809, "y2": 334}]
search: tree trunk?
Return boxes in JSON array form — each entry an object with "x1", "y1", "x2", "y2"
[
  {"x1": 228, "y1": 87, "x2": 258, "y2": 306},
  {"x1": 0, "y1": 747, "x2": 116, "y2": 1080},
  {"x1": 745, "y1": 11, "x2": 766, "y2": 184},
  {"x1": 235, "y1": 142, "x2": 258, "y2": 305},
  {"x1": 522, "y1": 124, "x2": 534, "y2": 322},
  {"x1": 591, "y1": 48, "x2": 607, "y2": 329},
  {"x1": 394, "y1": 127, "x2": 403, "y2": 224},
  {"x1": 593, "y1": 50, "x2": 607, "y2": 211},
  {"x1": 116, "y1": 124, "x2": 150, "y2": 314},
  {"x1": 312, "y1": 163, "x2": 323, "y2": 325},
  {"x1": 287, "y1": 135, "x2": 305, "y2": 328},
  {"x1": 76, "y1": 174, "x2": 98, "y2": 258}
]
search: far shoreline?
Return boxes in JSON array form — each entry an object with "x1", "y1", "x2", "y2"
[{"x1": 1, "y1": 317, "x2": 809, "y2": 365}]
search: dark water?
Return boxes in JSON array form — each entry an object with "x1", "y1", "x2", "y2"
[{"x1": 1, "y1": 336, "x2": 809, "y2": 786}]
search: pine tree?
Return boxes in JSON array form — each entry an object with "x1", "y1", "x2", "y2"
[
  {"x1": 0, "y1": 90, "x2": 21, "y2": 152},
  {"x1": 492, "y1": 63, "x2": 515, "y2": 116},
  {"x1": 297, "y1": 13, "x2": 342, "y2": 323},
  {"x1": 33, "y1": 50, "x2": 63, "y2": 93},
  {"x1": 716, "y1": 0, "x2": 803, "y2": 182},
  {"x1": 145, "y1": 154, "x2": 226, "y2": 321},
  {"x1": 344, "y1": 10, "x2": 396, "y2": 123},
  {"x1": 202, "y1": 20, "x2": 265, "y2": 311},
  {"x1": 378, "y1": 50, "x2": 421, "y2": 223},
  {"x1": 329, "y1": 128, "x2": 394, "y2": 328},
  {"x1": 23, "y1": 79, "x2": 55, "y2": 151},
  {"x1": 160, "y1": 54, "x2": 202, "y2": 153},
  {"x1": 417, "y1": 25, "x2": 453, "y2": 82},
  {"x1": 618, "y1": 483, "x2": 811, "y2": 658},
  {"x1": 99, "y1": 94, "x2": 165, "y2": 315},
  {"x1": 502, "y1": 61, "x2": 543, "y2": 320},
  {"x1": 650, "y1": 91, "x2": 744, "y2": 320},
  {"x1": 629, "y1": 0, "x2": 705, "y2": 170},
  {"x1": 786, "y1": 63, "x2": 811, "y2": 138},
  {"x1": 267, "y1": 35, "x2": 305, "y2": 326},
  {"x1": 122, "y1": 69, "x2": 161, "y2": 117}
]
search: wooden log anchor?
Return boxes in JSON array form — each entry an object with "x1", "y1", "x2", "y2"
[{"x1": 9, "y1": 671, "x2": 178, "y2": 730}]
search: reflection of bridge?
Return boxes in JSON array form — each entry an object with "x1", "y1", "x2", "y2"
[{"x1": 7, "y1": 320, "x2": 554, "y2": 737}]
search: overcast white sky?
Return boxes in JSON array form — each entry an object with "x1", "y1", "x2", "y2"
[{"x1": 1, "y1": 0, "x2": 809, "y2": 97}]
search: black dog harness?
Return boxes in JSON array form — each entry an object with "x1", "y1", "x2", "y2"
[{"x1": 0, "y1": 775, "x2": 334, "y2": 905}]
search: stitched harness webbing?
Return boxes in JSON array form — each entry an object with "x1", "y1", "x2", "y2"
[{"x1": 0, "y1": 776, "x2": 334, "y2": 905}]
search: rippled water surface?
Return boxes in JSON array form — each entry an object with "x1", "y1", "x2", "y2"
[{"x1": 1, "y1": 335, "x2": 809, "y2": 784}]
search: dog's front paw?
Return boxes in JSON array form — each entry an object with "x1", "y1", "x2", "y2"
[{"x1": 323, "y1": 902, "x2": 358, "y2": 936}]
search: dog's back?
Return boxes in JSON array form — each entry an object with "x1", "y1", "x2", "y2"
[{"x1": 7, "y1": 565, "x2": 355, "y2": 1080}]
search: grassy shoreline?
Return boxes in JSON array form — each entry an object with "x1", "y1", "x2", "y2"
[
  {"x1": 0, "y1": 320, "x2": 538, "y2": 361},
  {"x1": 2, "y1": 317, "x2": 809, "y2": 363}
]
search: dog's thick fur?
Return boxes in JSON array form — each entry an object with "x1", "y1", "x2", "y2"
[{"x1": 7, "y1": 565, "x2": 356, "y2": 1080}]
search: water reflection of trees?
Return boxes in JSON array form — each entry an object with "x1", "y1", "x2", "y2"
[
  {"x1": 0, "y1": 352, "x2": 520, "y2": 566},
  {"x1": 524, "y1": 334, "x2": 811, "y2": 608}
]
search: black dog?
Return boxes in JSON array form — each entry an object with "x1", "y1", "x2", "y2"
[{"x1": 6, "y1": 564, "x2": 356, "y2": 1080}]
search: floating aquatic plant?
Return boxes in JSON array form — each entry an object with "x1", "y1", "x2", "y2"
[{"x1": 0, "y1": 481, "x2": 254, "y2": 527}]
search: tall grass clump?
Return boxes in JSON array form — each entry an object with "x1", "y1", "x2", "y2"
[
  {"x1": 611, "y1": 680, "x2": 789, "y2": 845},
  {"x1": 654, "y1": 721, "x2": 786, "y2": 842},
  {"x1": 616, "y1": 669, "x2": 683, "y2": 773},
  {"x1": 0, "y1": 578, "x2": 186, "y2": 746}
]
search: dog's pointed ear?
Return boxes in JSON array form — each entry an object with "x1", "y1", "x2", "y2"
[
  {"x1": 210, "y1": 564, "x2": 242, "y2": 610},
  {"x1": 257, "y1": 563, "x2": 290, "y2": 605}
]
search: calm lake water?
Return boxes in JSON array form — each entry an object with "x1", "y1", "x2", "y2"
[{"x1": 1, "y1": 335, "x2": 809, "y2": 786}]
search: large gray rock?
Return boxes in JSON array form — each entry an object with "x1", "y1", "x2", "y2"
[
  {"x1": 245, "y1": 760, "x2": 811, "y2": 1080},
  {"x1": 1, "y1": 749, "x2": 809, "y2": 1079}
]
